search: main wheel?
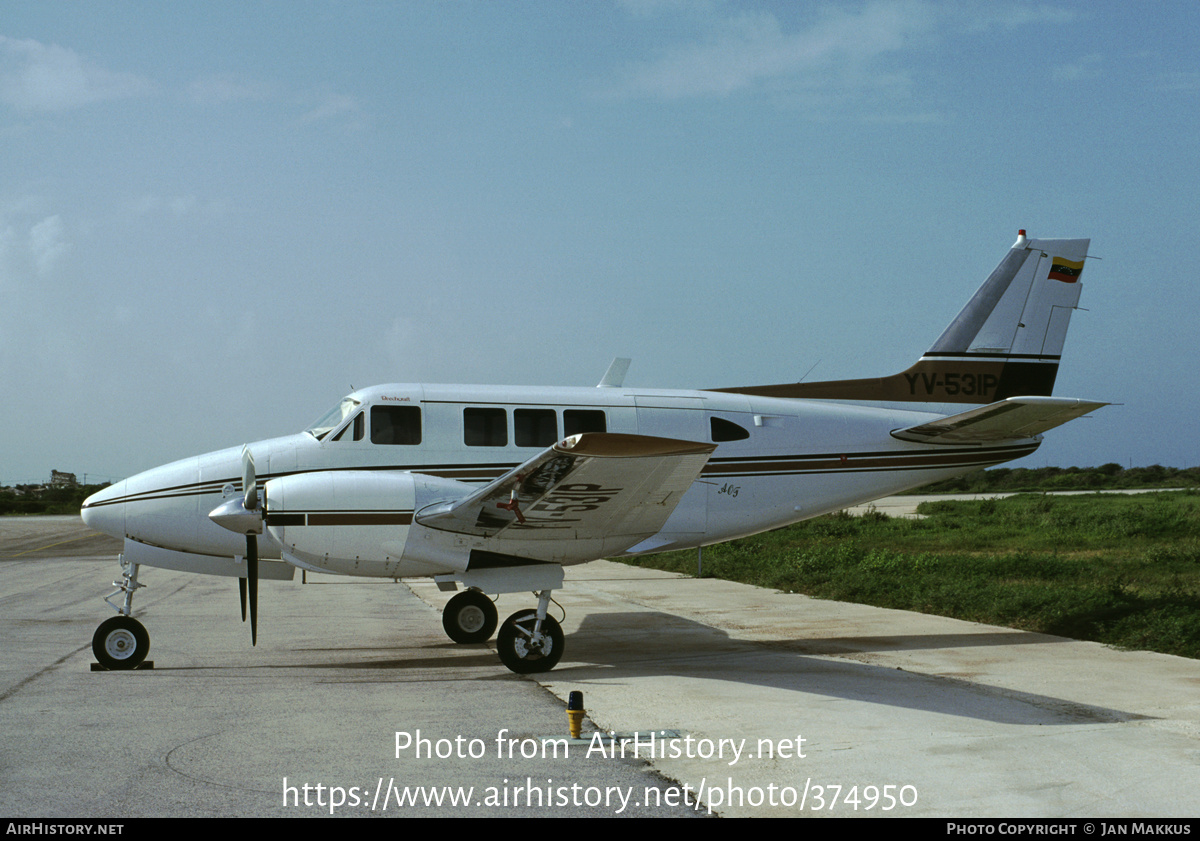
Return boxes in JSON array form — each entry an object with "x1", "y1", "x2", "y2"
[
  {"x1": 442, "y1": 590, "x2": 498, "y2": 644},
  {"x1": 92, "y1": 616, "x2": 150, "y2": 670},
  {"x1": 496, "y1": 609, "x2": 564, "y2": 674}
]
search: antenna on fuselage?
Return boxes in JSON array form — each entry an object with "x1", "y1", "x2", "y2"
[{"x1": 798, "y1": 359, "x2": 821, "y2": 383}]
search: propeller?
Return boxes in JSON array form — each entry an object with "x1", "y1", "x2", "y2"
[
  {"x1": 241, "y1": 446, "x2": 260, "y2": 646},
  {"x1": 208, "y1": 446, "x2": 264, "y2": 645}
]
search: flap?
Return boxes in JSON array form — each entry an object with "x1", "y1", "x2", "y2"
[{"x1": 415, "y1": 432, "x2": 715, "y2": 540}]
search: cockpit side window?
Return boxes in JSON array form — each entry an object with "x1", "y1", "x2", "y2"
[
  {"x1": 306, "y1": 397, "x2": 361, "y2": 440},
  {"x1": 371, "y1": 406, "x2": 421, "y2": 445},
  {"x1": 331, "y1": 412, "x2": 365, "y2": 442}
]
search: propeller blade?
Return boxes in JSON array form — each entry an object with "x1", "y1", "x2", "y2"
[
  {"x1": 242, "y1": 446, "x2": 259, "y2": 512},
  {"x1": 239, "y1": 576, "x2": 247, "y2": 622},
  {"x1": 246, "y1": 534, "x2": 258, "y2": 646}
]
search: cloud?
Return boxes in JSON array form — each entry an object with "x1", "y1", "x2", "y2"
[
  {"x1": 29, "y1": 215, "x2": 69, "y2": 275},
  {"x1": 0, "y1": 36, "x2": 153, "y2": 111},
  {"x1": 0, "y1": 223, "x2": 15, "y2": 286},
  {"x1": 188, "y1": 73, "x2": 274, "y2": 106},
  {"x1": 606, "y1": 1, "x2": 936, "y2": 101},
  {"x1": 603, "y1": 2, "x2": 1089, "y2": 116},
  {"x1": 298, "y1": 85, "x2": 364, "y2": 127},
  {"x1": 617, "y1": 0, "x2": 720, "y2": 20},
  {"x1": 957, "y1": 3, "x2": 1076, "y2": 32},
  {"x1": 383, "y1": 316, "x2": 418, "y2": 373},
  {"x1": 1156, "y1": 70, "x2": 1200, "y2": 92},
  {"x1": 1051, "y1": 53, "x2": 1101, "y2": 83},
  {"x1": 189, "y1": 73, "x2": 364, "y2": 130},
  {"x1": 0, "y1": 213, "x2": 70, "y2": 285},
  {"x1": 126, "y1": 193, "x2": 228, "y2": 222}
]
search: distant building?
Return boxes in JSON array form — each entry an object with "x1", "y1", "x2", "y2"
[{"x1": 50, "y1": 470, "x2": 78, "y2": 489}]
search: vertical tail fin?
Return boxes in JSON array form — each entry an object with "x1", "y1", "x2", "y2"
[
  {"x1": 710, "y1": 231, "x2": 1091, "y2": 404},
  {"x1": 919, "y1": 231, "x2": 1089, "y2": 399}
]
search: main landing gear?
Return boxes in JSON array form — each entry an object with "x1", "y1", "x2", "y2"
[
  {"x1": 497, "y1": 603, "x2": 563, "y2": 674},
  {"x1": 441, "y1": 588, "x2": 564, "y2": 674},
  {"x1": 442, "y1": 589, "x2": 498, "y2": 644},
  {"x1": 92, "y1": 556, "x2": 151, "y2": 670}
]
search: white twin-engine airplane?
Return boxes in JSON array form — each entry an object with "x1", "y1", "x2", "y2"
[{"x1": 82, "y1": 231, "x2": 1105, "y2": 674}]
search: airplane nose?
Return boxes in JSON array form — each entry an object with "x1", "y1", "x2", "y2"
[{"x1": 81, "y1": 481, "x2": 127, "y2": 539}]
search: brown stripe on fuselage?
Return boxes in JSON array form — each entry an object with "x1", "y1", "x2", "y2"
[
  {"x1": 268, "y1": 511, "x2": 415, "y2": 527},
  {"x1": 708, "y1": 357, "x2": 1060, "y2": 403},
  {"x1": 702, "y1": 442, "x2": 1037, "y2": 478},
  {"x1": 306, "y1": 512, "x2": 414, "y2": 526}
]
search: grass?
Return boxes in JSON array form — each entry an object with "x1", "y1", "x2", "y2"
[{"x1": 620, "y1": 491, "x2": 1200, "y2": 659}]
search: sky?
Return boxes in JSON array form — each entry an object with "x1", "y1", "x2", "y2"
[{"x1": 2, "y1": 0, "x2": 1198, "y2": 485}]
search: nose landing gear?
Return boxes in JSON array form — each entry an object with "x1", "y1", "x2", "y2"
[{"x1": 91, "y1": 555, "x2": 152, "y2": 670}]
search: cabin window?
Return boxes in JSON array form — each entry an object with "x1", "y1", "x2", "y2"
[
  {"x1": 710, "y1": 417, "x2": 750, "y2": 442},
  {"x1": 464, "y1": 407, "x2": 508, "y2": 447},
  {"x1": 371, "y1": 406, "x2": 421, "y2": 445},
  {"x1": 563, "y1": 409, "x2": 606, "y2": 436},
  {"x1": 515, "y1": 409, "x2": 557, "y2": 447}
]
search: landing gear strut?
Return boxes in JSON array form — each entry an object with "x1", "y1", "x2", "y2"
[
  {"x1": 92, "y1": 555, "x2": 151, "y2": 670},
  {"x1": 496, "y1": 590, "x2": 563, "y2": 674},
  {"x1": 442, "y1": 589, "x2": 498, "y2": 644}
]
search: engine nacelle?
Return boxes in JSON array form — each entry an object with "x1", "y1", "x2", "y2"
[{"x1": 265, "y1": 471, "x2": 479, "y2": 577}]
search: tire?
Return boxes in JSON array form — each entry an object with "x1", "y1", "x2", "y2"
[
  {"x1": 92, "y1": 616, "x2": 150, "y2": 670},
  {"x1": 496, "y1": 609, "x2": 564, "y2": 674},
  {"x1": 442, "y1": 590, "x2": 498, "y2": 644}
]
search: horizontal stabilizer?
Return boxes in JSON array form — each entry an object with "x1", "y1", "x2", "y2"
[
  {"x1": 891, "y1": 397, "x2": 1108, "y2": 445},
  {"x1": 416, "y1": 432, "x2": 715, "y2": 540}
]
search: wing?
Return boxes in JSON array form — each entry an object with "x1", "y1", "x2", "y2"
[
  {"x1": 415, "y1": 432, "x2": 716, "y2": 542},
  {"x1": 891, "y1": 396, "x2": 1108, "y2": 444}
]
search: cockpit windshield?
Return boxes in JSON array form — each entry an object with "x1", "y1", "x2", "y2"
[{"x1": 305, "y1": 397, "x2": 361, "y2": 440}]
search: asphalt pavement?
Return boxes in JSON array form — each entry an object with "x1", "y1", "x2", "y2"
[{"x1": 2, "y1": 514, "x2": 1198, "y2": 819}]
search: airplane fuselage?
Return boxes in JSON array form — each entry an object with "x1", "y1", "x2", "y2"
[{"x1": 82, "y1": 382, "x2": 1038, "y2": 580}]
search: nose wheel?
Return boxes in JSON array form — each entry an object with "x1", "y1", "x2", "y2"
[{"x1": 92, "y1": 615, "x2": 150, "y2": 670}]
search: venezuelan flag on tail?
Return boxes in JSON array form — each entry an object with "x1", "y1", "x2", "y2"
[{"x1": 1048, "y1": 256, "x2": 1084, "y2": 283}]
